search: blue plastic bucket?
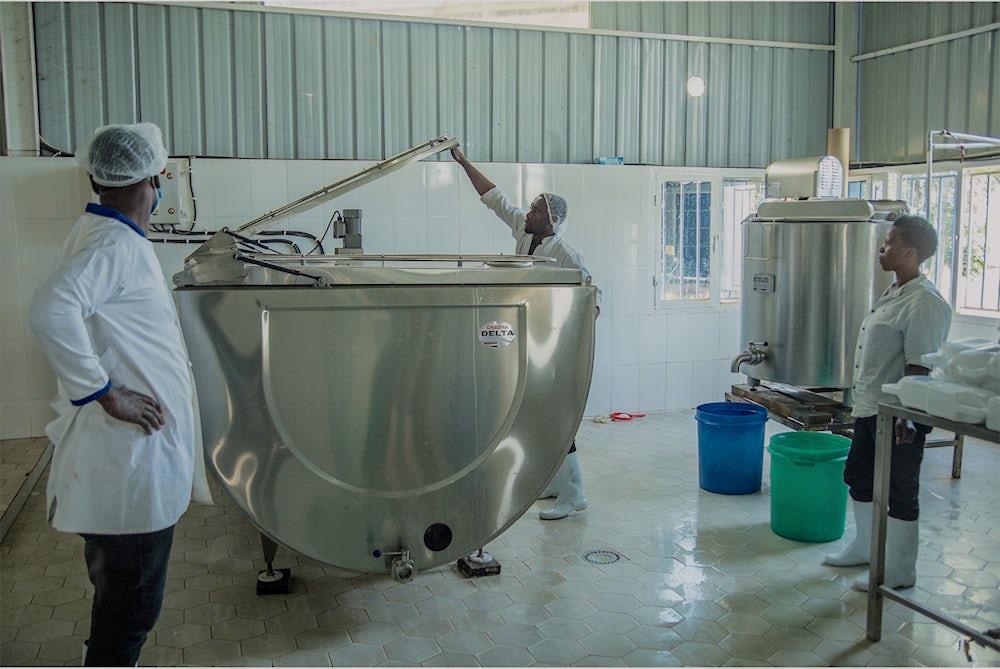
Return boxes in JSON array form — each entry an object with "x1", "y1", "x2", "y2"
[
  {"x1": 695, "y1": 402, "x2": 769, "y2": 495},
  {"x1": 768, "y1": 432, "x2": 851, "y2": 542}
]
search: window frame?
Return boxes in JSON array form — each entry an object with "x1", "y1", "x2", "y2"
[
  {"x1": 956, "y1": 163, "x2": 1000, "y2": 318},
  {"x1": 650, "y1": 167, "x2": 765, "y2": 312},
  {"x1": 853, "y1": 157, "x2": 1000, "y2": 322}
]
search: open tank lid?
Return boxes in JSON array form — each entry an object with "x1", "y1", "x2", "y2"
[
  {"x1": 236, "y1": 135, "x2": 458, "y2": 238},
  {"x1": 177, "y1": 136, "x2": 458, "y2": 272},
  {"x1": 175, "y1": 136, "x2": 488, "y2": 287}
]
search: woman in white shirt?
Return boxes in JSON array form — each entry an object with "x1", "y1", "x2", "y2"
[{"x1": 822, "y1": 215, "x2": 951, "y2": 592}]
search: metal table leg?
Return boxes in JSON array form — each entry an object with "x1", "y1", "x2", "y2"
[
  {"x1": 866, "y1": 410, "x2": 893, "y2": 642},
  {"x1": 951, "y1": 433, "x2": 964, "y2": 479},
  {"x1": 865, "y1": 403, "x2": 1000, "y2": 651}
]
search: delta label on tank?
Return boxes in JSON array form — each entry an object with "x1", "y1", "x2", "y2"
[{"x1": 479, "y1": 320, "x2": 516, "y2": 348}]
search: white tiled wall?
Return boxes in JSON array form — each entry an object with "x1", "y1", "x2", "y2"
[
  {"x1": 1, "y1": 158, "x2": 95, "y2": 438},
  {"x1": 3, "y1": 157, "x2": 996, "y2": 439}
]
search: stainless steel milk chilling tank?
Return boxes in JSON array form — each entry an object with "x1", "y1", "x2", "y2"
[
  {"x1": 732, "y1": 198, "x2": 907, "y2": 395},
  {"x1": 173, "y1": 137, "x2": 597, "y2": 580}
]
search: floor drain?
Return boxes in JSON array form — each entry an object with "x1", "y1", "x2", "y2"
[{"x1": 582, "y1": 549, "x2": 624, "y2": 564}]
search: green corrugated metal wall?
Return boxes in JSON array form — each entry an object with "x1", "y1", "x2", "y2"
[{"x1": 32, "y1": 1, "x2": 835, "y2": 167}]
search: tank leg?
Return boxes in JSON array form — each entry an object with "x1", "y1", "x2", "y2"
[
  {"x1": 457, "y1": 547, "x2": 502, "y2": 577},
  {"x1": 257, "y1": 533, "x2": 292, "y2": 595}
]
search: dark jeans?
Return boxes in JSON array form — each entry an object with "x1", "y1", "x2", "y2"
[
  {"x1": 843, "y1": 415, "x2": 927, "y2": 521},
  {"x1": 81, "y1": 525, "x2": 175, "y2": 666}
]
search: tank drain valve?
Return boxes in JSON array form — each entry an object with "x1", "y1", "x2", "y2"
[
  {"x1": 731, "y1": 341, "x2": 768, "y2": 373},
  {"x1": 372, "y1": 549, "x2": 415, "y2": 582}
]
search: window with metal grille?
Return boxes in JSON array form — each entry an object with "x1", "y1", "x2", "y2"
[
  {"x1": 656, "y1": 175, "x2": 764, "y2": 306},
  {"x1": 958, "y1": 169, "x2": 1000, "y2": 315},
  {"x1": 753, "y1": 164, "x2": 997, "y2": 318},
  {"x1": 720, "y1": 179, "x2": 764, "y2": 302},
  {"x1": 660, "y1": 180, "x2": 712, "y2": 301},
  {"x1": 900, "y1": 173, "x2": 959, "y2": 301}
]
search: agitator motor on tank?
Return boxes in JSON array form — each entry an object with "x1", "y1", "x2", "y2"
[{"x1": 173, "y1": 137, "x2": 597, "y2": 587}]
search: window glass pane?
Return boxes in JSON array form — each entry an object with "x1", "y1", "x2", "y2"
[
  {"x1": 959, "y1": 170, "x2": 1000, "y2": 314},
  {"x1": 661, "y1": 180, "x2": 711, "y2": 301},
  {"x1": 847, "y1": 180, "x2": 867, "y2": 199},
  {"x1": 900, "y1": 173, "x2": 958, "y2": 297},
  {"x1": 871, "y1": 179, "x2": 885, "y2": 200},
  {"x1": 884, "y1": 173, "x2": 898, "y2": 200},
  {"x1": 721, "y1": 178, "x2": 764, "y2": 302}
]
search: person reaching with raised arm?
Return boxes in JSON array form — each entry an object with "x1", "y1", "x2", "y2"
[{"x1": 452, "y1": 145, "x2": 599, "y2": 520}]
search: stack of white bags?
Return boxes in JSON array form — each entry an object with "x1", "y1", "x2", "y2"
[{"x1": 882, "y1": 334, "x2": 1000, "y2": 431}]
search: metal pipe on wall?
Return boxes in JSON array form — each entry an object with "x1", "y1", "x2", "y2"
[{"x1": 0, "y1": 2, "x2": 40, "y2": 156}]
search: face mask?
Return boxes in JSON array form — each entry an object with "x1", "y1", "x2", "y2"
[{"x1": 151, "y1": 186, "x2": 163, "y2": 214}]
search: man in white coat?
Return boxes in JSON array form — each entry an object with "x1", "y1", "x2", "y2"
[
  {"x1": 29, "y1": 122, "x2": 211, "y2": 666},
  {"x1": 452, "y1": 145, "x2": 598, "y2": 520}
]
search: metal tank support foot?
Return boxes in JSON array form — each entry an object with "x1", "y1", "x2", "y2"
[
  {"x1": 257, "y1": 533, "x2": 292, "y2": 595},
  {"x1": 457, "y1": 547, "x2": 502, "y2": 577}
]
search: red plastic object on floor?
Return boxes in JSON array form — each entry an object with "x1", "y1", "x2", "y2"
[{"x1": 610, "y1": 412, "x2": 645, "y2": 421}]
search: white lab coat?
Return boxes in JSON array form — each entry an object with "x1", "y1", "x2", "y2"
[
  {"x1": 480, "y1": 187, "x2": 602, "y2": 307},
  {"x1": 29, "y1": 203, "x2": 212, "y2": 535}
]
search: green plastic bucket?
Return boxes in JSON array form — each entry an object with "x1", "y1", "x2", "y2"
[{"x1": 768, "y1": 432, "x2": 851, "y2": 543}]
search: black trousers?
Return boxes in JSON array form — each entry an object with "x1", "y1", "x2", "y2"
[
  {"x1": 843, "y1": 415, "x2": 926, "y2": 521},
  {"x1": 81, "y1": 525, "x2": 175, "y2": 666}
]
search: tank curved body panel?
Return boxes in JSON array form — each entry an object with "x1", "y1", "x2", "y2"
[
  {"x1": 740, "y1": 211, "x2": 893, "y2": 388},
  {"x1": 175, "y1": 264, "x2": 595, "y2": 576}
]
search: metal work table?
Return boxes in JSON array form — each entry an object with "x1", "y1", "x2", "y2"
[{"x1": 866, "y1": 402, "x2": 1000, "y2": 652}]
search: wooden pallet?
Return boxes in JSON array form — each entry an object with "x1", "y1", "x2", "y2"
[{"x1": 726, "y1": 382, "x2": 854, "y2": 433}]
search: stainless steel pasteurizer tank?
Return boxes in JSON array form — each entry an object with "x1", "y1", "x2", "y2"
[
  {"x1": 731, "y1": 158, "x2": 908, "y2": 404},
  {"x1": 173, "y1": 137, "x2": 597, "y2": 588}
]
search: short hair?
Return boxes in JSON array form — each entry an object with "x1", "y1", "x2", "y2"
[{"x1": 892, "y1": 214, "x2": 938, "y2": 263}]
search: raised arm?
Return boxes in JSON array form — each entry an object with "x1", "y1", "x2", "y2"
[{"x1": 451, "y1": 147, "x2": 496, "y2": 196}]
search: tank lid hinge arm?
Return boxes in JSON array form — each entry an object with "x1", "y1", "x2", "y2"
[{"x1": 236, "y1": 253, "x2": 329, "y2": 286}]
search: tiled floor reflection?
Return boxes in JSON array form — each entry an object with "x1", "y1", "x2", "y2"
[{"x1": 2, "y1": 410, "x2": 998, "y2": 666}]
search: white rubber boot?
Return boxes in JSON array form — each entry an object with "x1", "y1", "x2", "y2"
[
  {"x1": 823, "y1": 499, "x2": 873, "y2": 567},
  {"x1": 854, "y1": 517, "x2": 918, "y2": 591},
  {"x1": 540, "y1": 452, "x2": 587, "y2": 520},
  {"x1": 538, "y1": 478, "x2": 559, "y2": 500}
]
